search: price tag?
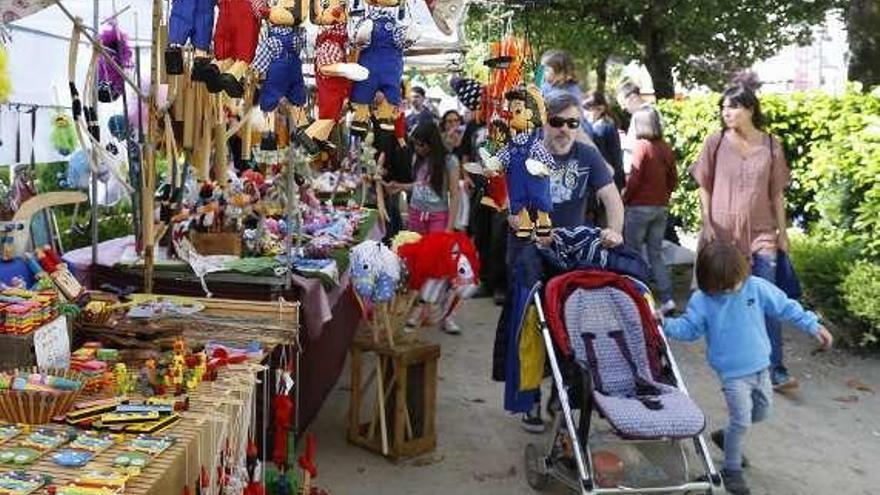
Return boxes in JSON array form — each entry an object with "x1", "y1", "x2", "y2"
[{"x1": 33, "y1": 316, "x2": 70, "y2": 370}]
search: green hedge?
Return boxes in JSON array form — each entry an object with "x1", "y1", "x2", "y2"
[{"x1": 658, "y1": 88, "x2": 880, "y2": 347}]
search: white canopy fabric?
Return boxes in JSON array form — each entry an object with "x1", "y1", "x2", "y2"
[{"x1": 1, "y1": 0, "x2": 468, "y2": 165}]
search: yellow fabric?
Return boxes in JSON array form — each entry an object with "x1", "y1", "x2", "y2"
[
  {"x1": 0, "y1": 45, "x2": 11, "y2": 103},
  {"x1": 519, "y1": 305, "x2": 545, "y2": 391}
]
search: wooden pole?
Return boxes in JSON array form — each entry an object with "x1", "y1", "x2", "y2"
[{"x1": 142, "y1": 0, "x2": 162, "y2": 293}]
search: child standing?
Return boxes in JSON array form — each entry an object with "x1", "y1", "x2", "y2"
[{"x1": 662, "y1": 241, "x2": 832, "y2": 495}]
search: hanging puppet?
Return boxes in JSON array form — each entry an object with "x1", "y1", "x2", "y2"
[
  {"x1": 96, "y1": 21, "x2": 133, "y2": 103},
  {"x1": 483, "y1": 85, "x2": 553, "y2": 239},
  {"x1": 51, "y1": 111, "x2": 78, "y2": 156},
  {"x1": 201, "y1": 0, "x2": 263, "y2": 97},
  {"x1": 305, "y1": 0, "x2": 369, "y2": 147},
  {"x1": 251, "y1": 0, "x2": 315, "y2": 150},
  {"x1": 348, "y1": 0, "x2": 417, "y2": 136},
  {"x1": 165, "y1": 0, "x2": 215, "y2": 76}
]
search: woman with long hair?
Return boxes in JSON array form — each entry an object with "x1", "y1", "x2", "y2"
[
  {"x1": 539, "y1": 49, "x2": 582, "y2": 101},
  {"x1": 690, "y1": 84, "x2": 796, "y2": 390},
  {"x1": 622, "y1": 106, "x2": 677, "y2": 313},
  {"x1": 391, "y1": 121, "x2": 463, "y2": 333}
]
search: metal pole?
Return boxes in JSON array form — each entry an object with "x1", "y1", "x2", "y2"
[{"x1": 90, "y1": 0, "x2": 99, "y2": 267}]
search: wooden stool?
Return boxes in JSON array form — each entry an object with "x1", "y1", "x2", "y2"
[{"x1": 348, "y1": 333, "x2": 440, "y2": 460}]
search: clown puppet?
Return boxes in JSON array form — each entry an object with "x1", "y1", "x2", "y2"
[
  {"x1": 305, "y1": 0, "x2": 369, "y2": 147},
  {"x1": 348, "y1": 0, "x2": 417, "y2": 136},
  {"x1": 484, "y1": 85, "x2": 554, "y2": 239}
]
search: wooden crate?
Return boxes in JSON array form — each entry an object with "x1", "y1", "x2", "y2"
[
  {"x1": 348, "y1": 334, "x2": 440, "y2": 460},
  {"x1": 190, "y1": 231, "x2": 242, "y2": 256}
]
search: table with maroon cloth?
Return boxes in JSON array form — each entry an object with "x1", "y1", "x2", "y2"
[{"x1": 64, "y1": 235, "x2": 373, "y2": 434}]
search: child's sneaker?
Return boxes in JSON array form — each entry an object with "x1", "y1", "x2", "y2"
[
  {"x1": 720, "y1": 469, "x2": 751, "y2": 495},
  {"x1": 710, "y1": 429, "x2": 749, "y2": 468},
  {"x1": 771, "y1": 368, "x2": 798, "y2": 391},
  {"x1": 521, "y1": 403, "x2": 545, "y2": 434},
  {"x1": 441, "y1": 318, "x2": 462, "y2": 335}
]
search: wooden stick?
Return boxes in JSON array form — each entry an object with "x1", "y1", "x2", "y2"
[
  {"x1": 375, "y1": 355, "x2": 389, "y2": 456},
  {"x1": 142, "y1": 0, "x2": 162, "y2": 294}
]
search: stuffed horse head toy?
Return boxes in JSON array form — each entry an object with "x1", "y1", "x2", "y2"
[
  {"x1": 350, "y1": 240, "x2": 401, "y2": 303},
  {"x1": 397, "y1": 232, "x2": 480, "y2": 304}
]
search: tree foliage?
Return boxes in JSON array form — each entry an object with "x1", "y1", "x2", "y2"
[
  {"x1": 466, "y1": 0, "x2": 842, "y2": 98},
  {"x1": 847, "y1": 0, "x2": 880, "y2": 89}
]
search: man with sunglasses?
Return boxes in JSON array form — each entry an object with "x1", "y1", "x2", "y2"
[{"x1": 536, "y1": 92, "x2": 624, "y2": 244}]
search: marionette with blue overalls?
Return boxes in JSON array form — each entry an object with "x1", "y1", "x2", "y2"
[
  {"x1": 165, "y1": 0, "x2": 215, "y2": 76},
  {"x1": 349, "y1": 0, "x2": 417, "y2": 136},
  {"x1": 305, "y1": 0, "x2": 370, "y2": 146},
  {"x1": 251, "y1": 0, "x2": 315, "y2": 150},
  {"x1": 484, "y1": 85, "x2": 554, "y2": 239}
]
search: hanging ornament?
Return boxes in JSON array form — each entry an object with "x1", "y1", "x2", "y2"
[
  {"x1": 50, "y1": 111, "x2": 77, "y2": 156},
  {"x1": 96, "y1": 21, "x2": 133, "y2": 103},
  {"x1": 0, "y1": 44, "x2": 11, "y2": 103}
]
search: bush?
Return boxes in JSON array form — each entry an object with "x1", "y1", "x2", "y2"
[{"x1": 840, "y1": 261, "x2": 880, "y2": 346}]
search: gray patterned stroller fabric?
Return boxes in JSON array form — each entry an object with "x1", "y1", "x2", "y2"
[{"x1": 564, "y1": 286, "x2": 705, "y2": 439}]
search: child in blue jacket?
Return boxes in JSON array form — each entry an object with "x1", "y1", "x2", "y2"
[{"x1": 662, "y1": 241, "x2": 833, "y2": 495}]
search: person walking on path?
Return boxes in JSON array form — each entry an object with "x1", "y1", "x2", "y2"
[
  {"x1": 690, "y1": 84, "x2": 798, "y2": 389},
  {"x1": 662, "y1": 241, "x2": 833, "y2": 495},
  {"x1": 623, "y1": 105, "x2": 677, "y2": 314}
]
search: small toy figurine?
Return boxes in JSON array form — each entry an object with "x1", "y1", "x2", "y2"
[
  {"x1": 114, "y1": 363, "x2": 131, "y2": 396},
  {"x1": 170, "y1": 354, "x2": 186, "y2": 395}
]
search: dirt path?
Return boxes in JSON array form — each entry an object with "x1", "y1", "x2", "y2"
[{"x1": 312, "y1": 276, "x2": 880, "y2": 495}]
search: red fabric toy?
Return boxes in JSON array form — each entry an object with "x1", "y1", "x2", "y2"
[
  {"x1": 271, "y1": 393, "x2": 294, "y2": 468},
  {"x1": 397, "y1": 232, "x2": 480, "y2": 291}
]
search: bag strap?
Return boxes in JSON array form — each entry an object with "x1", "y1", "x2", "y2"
[
  {"x1": 608, "y1": 330, "x2": 663, "y2": 410},
  {"x1": 580, "y1": 333, "x2": 604, "y2": 393}
]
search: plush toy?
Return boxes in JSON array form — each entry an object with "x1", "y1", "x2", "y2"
[
  {"x1": 51, "y1": 112, "x2": 78, "y2": 157},
  {"x1": 165, "y1": 0, "x2": 215, "y2": 76},
  {"x1": 0, "y1": 45, "x2": 10, "y2": 103},
  {"x1": 202, "y1": 0, "x2": 263, "y2": 97},
  {"x1": 350, "y1": 240, "x2": 401, "y2": 304},
  {"x1": 348, "y1": 0, "x2": 416, "y2": 136},
  {"x1": 483, "y1": 85, "x2": 553, "y2": 239},
  {"x1": 96, "y1": 21, "x2": 133, "y2": 103},
  {"x1": 306, "y1": 0, "x2": 369, "y2": 146}
]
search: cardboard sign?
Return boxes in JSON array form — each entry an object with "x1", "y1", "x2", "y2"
[{"x1": 33, "y1": 316, "x2": 70, "y2": 370}]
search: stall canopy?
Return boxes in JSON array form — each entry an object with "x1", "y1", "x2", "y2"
[{"x1": 0, "y1": 0, "x2": 468, "y2": 164}]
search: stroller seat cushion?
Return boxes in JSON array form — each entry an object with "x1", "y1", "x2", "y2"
[{"x1": 593, "y1": 383, "x2": 705, "y2": 439}]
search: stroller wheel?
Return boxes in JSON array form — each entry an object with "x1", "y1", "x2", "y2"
[{"x1": 524, "y1": 443, "x2": 550, "y2": 490}]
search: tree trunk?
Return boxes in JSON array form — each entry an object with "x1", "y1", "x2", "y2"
[
  {"x1": 643, "y1": 28, "x2": 675, "y2": 99},
  {"x1": 847, "y1": 0, "x2": 880, "y2": 88},
  {"x1": 595, "y1": 55, "x2": 608, "y2": 95}
]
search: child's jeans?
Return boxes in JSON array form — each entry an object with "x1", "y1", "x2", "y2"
[{"x1": 722, "y1": 369, "x2": 773, "y2": 472}]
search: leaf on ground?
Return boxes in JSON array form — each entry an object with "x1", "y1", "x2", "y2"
[
  {"x1": 833, "y1": 395, "x2": 859, "y2": 403},
  {"x1": 846, "y1": 378, "x2": 876, "y2": 394}
]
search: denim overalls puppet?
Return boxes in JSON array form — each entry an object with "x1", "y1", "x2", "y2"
[
  {"x1": 484, "y1": 85, "x2": 553, "y2": 239},
  {"x1": 349, "y1": 0, "x2": 416, "y2": 136},
  {"x1": 165, "y1": 0, "x2": 214, "y2": 77},
  {"x1": 251, "y1": 0, "x2": 313, "y2": 144},
  {"x1": 305, "y1": 0, "x2": 370, "y2": 147}
]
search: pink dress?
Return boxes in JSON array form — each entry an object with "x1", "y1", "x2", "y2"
[{"x1": 689, "y1": 131, "x2": 790, "y2": 255}]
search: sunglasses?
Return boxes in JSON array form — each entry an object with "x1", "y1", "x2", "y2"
[{"x1": 548, "y1": 117, "x2": 580, "y2": 129}]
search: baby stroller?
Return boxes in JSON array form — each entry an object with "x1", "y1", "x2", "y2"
[{"x1": 524, "y1": 269, "x2": 723, "y2": 494}]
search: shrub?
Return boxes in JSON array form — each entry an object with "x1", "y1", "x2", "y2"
[{"x1": 840, "y1": 261, "x2": 880, "y2": 346}]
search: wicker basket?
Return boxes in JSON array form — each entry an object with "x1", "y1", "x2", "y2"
[{"x1": 0, "y1": 369, "x2": 84, "y2": 424}]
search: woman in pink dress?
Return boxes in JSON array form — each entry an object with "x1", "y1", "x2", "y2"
[{"x1": 690, "y1": 85, "x2": 795, "y2": 390}]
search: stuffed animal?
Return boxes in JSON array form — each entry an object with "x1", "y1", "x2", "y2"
[
  {"x1": 483, "y1": 85, "x2": 553, "y2": 239},
  {"x1": 165, "y1": 0, "x2": 215, "y2": 76},
  {"x1": 306, "y1": 0, "x2": 369, "y2": 146},
  {"x1": 348, "y1": 0, "x2": 417, "y2": 136},
  {"x1": 350, "y1": 240, "x2": 400, "y2": 304},
  {"x1": 201, "y1": 0, "x2": 264, "y2": 97},
  {"x1": 51, "y1": 112, "x2": 78, "y2": 157},
  {"x1": 96, "y1": 21, "x2": 133, "y2": 103}
]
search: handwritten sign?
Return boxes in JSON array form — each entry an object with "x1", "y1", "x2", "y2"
[{"x1": 33, "y1": 316, "x2": 70, "y2": 370}]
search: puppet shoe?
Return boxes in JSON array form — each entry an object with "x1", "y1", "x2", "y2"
[
  {"x1": 165, "y1": 46, "x2": 184, "y2": 75},
  {"x1": 331, "y1": 62, "x2": 370, "y2": 82},
  {"x1": 219, "y1": 74, "x2": 245, "y2": 99},
  {"x1": 190, "y1": 57, "x2": 215, "y2": 82},
  {"x1": 291, "y1": 127, "x2": 320, "y2": 156},
  {"x1": 350, "y1": 120, "x2": 370, "y2": 138},
  {"x1": 377, "y1": 118, "x2": 396, "y2": 132},
  {"x1": 204, "y1": 70, "x2": 225, "y2": 94},
  {"x1": 305, "y1": 119, "x2": 335, "y2": 143}
]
